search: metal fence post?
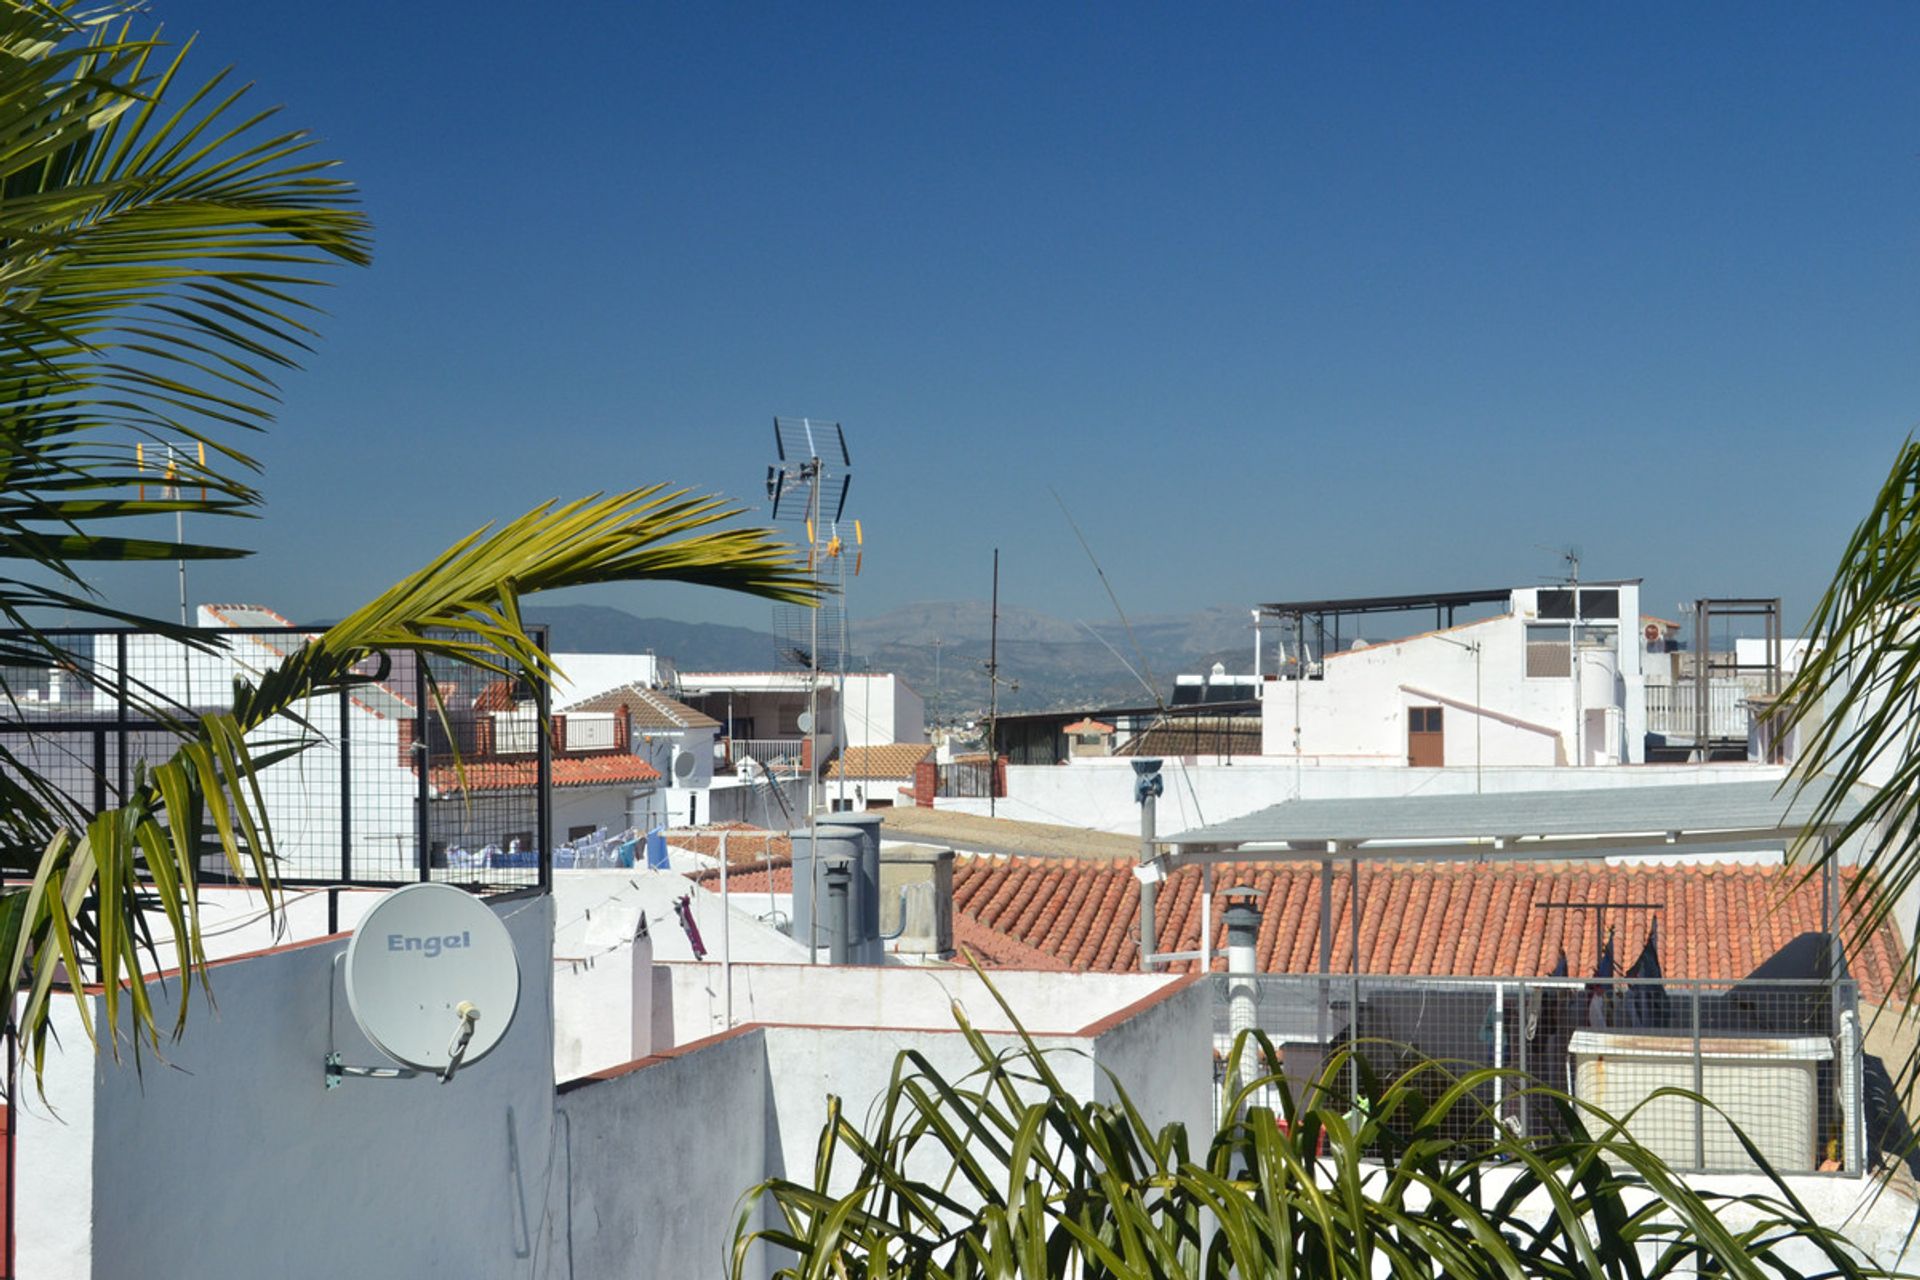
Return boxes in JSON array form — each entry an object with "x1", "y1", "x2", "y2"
[
  {"x1": 114, "y1": 632, "x2": 129, "y2": 803},
  {"x1": 1691, "y1": 982, "x2": 1705, "y2": 1171},
  {"x1": 414, "y1": 653, "x2": 430, "y2": 882},
  {"x1": 1516, "y1": 979, "x2": 1529, "y2": 1138},
  {"x1": 338, "y1": 684, "x2": 352, "y2": 886},
  {"x1": 535, "y1": 630, "x2": 552, "y2": 893}
]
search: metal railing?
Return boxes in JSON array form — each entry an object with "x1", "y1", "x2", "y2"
[
  {"x1": 1646, "y1": 680, "x2": 1749, "y2": 738},
  {"x1": 1211, "y1": 972, "x2": 1864, "y2": 1176},
  {"x1": 936, "y1": 759, "x2": 996, "y2": 798},
  {"x1": 0, "y1": 626, "x2": 552, "y2": 892},
  {"x1": 723, "y1": 738, "x2": 806, "y2": 772}
]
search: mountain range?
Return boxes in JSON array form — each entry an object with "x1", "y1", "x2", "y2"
[{"x1": 526, "y1": 601, "x2": 1262, "y2": 718}]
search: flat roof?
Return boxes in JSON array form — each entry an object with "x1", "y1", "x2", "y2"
[{"x1": 1162, "y1": 779, "x2": 1860, "y2": 854}]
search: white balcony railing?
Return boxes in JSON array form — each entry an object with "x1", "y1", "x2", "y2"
[
  {"x1": 1646, "y1": 681, "x2": 1748, "y2": 738},
  {"x1": 563, "y1": 713, "x2": 618, "y2": 752}
]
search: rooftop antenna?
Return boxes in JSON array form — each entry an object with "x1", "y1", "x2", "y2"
[
  {"x1": 763, "y1": 416, "x2": 851, "y2": 962},
  {"x1": 1537, "y1": 543, "x2": 1585, "y2": 765},
  {"x1": 327, "y1": 883, "x2": 522, "y2": 1088},
  {"x1": 138, "y1": 440, "x2": 207, "y2": 627}
]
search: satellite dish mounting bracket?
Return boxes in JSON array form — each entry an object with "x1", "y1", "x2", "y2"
[
  {"x1": 323, "y1": 951, "x2": 493, "y2": 1089},
  {"x1": 326, "y1": 952, "x2": 420, "y2": 1088}
]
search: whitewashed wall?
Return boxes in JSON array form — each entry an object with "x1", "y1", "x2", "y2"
[
  {"x1": 546, "y1": 1026, "x2": 769, "y2": 1280},
  {"x1": 11, "y1": 998, "x2": 100, "y2": 1280},
  {"x1": 665, "y1": 962, "x2": 1177, "y2": 1045},
  {"x1": 551, "y1": 652, "x2": 669, "y2": 703},
  {"x1": 78, "y1": 896, "x2": 556, "y2": 1279},
  {"x1": 841, "y1": 673, "x2": 926, "y2": 749}
]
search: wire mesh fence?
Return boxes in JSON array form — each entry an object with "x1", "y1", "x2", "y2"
[
  {"x1": 0, "y1": 626, "x2": 552, "y2": 891},
  {"x1": 1212, "y1": 971, "x2": 1865, "y2": 1176}
]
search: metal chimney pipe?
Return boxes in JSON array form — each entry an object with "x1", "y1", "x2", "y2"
[
  {"x1": 1224, "y1": 888, "x2": 1264, "y2": 1088},
  {"x1": 1133, "y1": 758, "x2": 1164, "y2": 971},
  {"x1": 826, "y1": 858, "x2": 852, "y2": 966}
]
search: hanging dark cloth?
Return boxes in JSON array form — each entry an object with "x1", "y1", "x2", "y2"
[
  {"x1": 673, "y1": 893, "x2": 708, "y2": 959},
  {"x1": 1585, "y1": 929, "x2": 1616, "y2": 1027},
  {"x1": 1624, "y1": 919, "x2": 1670, "y2": 1029}
]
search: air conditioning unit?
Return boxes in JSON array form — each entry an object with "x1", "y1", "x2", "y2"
[{"x1": 1569, "y1": 1031, "x2": 1831, "y2": 1171}]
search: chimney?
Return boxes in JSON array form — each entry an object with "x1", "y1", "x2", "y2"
[
  {"x1": 825, "y1": 857, "x2": 852, "y2": 965},
  {"x1": 1224, "y1": 887, "x2": 1265, "y2": 1089}
]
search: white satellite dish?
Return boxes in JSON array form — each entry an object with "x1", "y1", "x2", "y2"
[
  {"x1": 796, "y1": 710, "x2": 815, "y2": 734},
  {"x1": 672, "y1": 748, "x2": 696, "y2": 781},
  {"x1": 338, "y1": 883, "x2": 521, "y2": 1083}
]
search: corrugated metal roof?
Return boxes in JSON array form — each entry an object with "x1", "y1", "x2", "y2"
[{"x1": 1163, "y1": 779, "x2": 1862, "y2": 847}]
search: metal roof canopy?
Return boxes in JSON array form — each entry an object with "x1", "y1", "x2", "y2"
[
  {"x1": 1159, "y1": 779, "x2": 1856, "y2": 863},
  {"x1": 1147, "y1": 779, "x2": 1856, "y2": 973},
  {"x1": 1255, "y1": 587, "x2": 1512, "y2": 620}
]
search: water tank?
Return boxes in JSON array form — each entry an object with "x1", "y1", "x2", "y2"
[
  {"x1": 789, "y1": 817, "x2": 883, "y2": 964},
  {"x1": 833, "y1": 812, "x2": 885, "y2": 965}
]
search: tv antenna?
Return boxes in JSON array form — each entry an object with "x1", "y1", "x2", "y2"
[
  {"x1": 762, "y1": 416, "x2": 857, "y2": 962},
  {"x1": 326, "y1": 883, "x2": 522, "y2": 1088}
]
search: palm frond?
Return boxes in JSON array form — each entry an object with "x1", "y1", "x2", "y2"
[
  {"x1": 733, "y1": 964, "x2": 1877, "y2": 1280},
  {"x1": 3, "y1": 485, "x2": 818, "y2": 1083}
]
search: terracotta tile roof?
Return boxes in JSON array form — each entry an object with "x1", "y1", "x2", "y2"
[
  {"x1": 425, "y1": 754, "x2": 659, "y2": 793},
  {"x1": 565, "y1": 682, "x2": 720, "y2": 730},
  {"x1": 824, "y1": 743, "x2": 932, "y2": 780},
  {"x1": 681, "y1": 853, "x2": 1907, "y2": 1001},
  {"x1": 1063, "y1": 719, "x2": 1115, "y2": 734},
  {"x1": 948, "y1": 858, "x2": 1908, "y2": 1002},
  {"x1": 670, "y1": 824, "x2": 792, "y2": 865}
]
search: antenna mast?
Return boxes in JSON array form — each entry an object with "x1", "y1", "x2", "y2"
[
  {"x1": 764, "y1": 417, "x2": 853, "y2": 963},
  {"x1": 987, "y1": 549, "x2": 1000, "y2": 819}
]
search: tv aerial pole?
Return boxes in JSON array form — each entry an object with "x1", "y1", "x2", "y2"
[{"x1": 764, "y1": 417, "x2": 852, "y2": 962}]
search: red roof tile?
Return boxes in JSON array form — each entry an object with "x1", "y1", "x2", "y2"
[
  {"x1": 946, "y1": 857, "x2": 1908, "y2": 1003},
  {"x1": 824, "y1": 743, "x2": 933, "y2": 781},
  {"x1": 426, "y1": 754, "x2": 659, "y2": 793},
  {"x1": 683, "y1": 853, "x2": 1909, "y2": 1004}
]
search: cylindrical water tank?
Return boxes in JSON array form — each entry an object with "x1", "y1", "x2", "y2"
[
  {"x1": 1580, "y1": 645, "x2": 1619, "y2": 707},
  {"x1": 828, "y1": 812, "x2": 884, "y2": 963}
]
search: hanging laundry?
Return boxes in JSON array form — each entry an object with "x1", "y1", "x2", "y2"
[
  {"x1": 673, "y1": 893, "x2": 707, "y2": 959},
  {"x1": 1586, "y1": 929, "x2": 1616, "y2": 1027},
  {"x1": 644, "y1": 828, "x2": 668, "y2": 870},
  {"x1": 1624, "y1": 919, "x2": 1669, "y2": 1029}
]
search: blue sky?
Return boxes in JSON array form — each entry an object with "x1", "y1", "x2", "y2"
[{"x1": 114, "y1": 1, "x2": 1920, "y2": 635}]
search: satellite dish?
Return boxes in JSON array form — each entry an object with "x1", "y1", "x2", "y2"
[
  {"x1": 672, "y1": 748, "x2": 696, "y2": 781},
  {"x1": 796, "y1": 711, "x2": 815, "y2": 733},
  {"x1": 343, "y1": 883, "x2": 521, "y2": 1080}
]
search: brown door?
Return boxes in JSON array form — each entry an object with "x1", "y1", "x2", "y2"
[{"x1": 1408, "y1": 707, "x2": 1444, "y2": 766}]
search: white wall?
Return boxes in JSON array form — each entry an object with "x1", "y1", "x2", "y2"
[
  {"x1": 546, "y1": 1026, "x2": 769, "y2": 1280},
  {"x1": 840, "y1": 673, "x2": 926, "y2": 750},
  {"x1": 551, "y1": 652, "x2": 669, "y2": 703},
  {"x1": 77, "y1": 896, "x2": 557, "y2": 1279},
  {"x1": 1083, "y1": 977, "x2": 1214, "y2": 1148},
  {"x1": 1260, "y1": 587, "x2": 1645, "y2": 769},
  {"x1": 11, "y1": 998, "x2": 99, "y2": 1280},
  {"x1": 664, "y1": 962, "x2": 1178, "y2": 1045}
]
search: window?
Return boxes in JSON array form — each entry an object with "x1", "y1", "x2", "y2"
[
  {"x1": 1538, "y1": 589, "x2": 1576, "y2": 620},
  {"x1": 1536, "y1": 588, "x2": 1618, "y2": 620},
  {"x1": 1410, "y1": 707, "x2": 1443, "y2": 733},
  {"x1": 1526, "y1": 624, "x2": 1572, "y2": 677},
  {"x1": 1580, "y1": 589, "x2": 1619, "y2": 619}
]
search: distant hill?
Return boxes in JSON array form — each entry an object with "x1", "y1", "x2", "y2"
[
  {"x1": 527, "y1": 600, "x2": 1263, "y2": 720},
  {"x1": 527, "y1": 605, "x2": 785, "y2": 671}
]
